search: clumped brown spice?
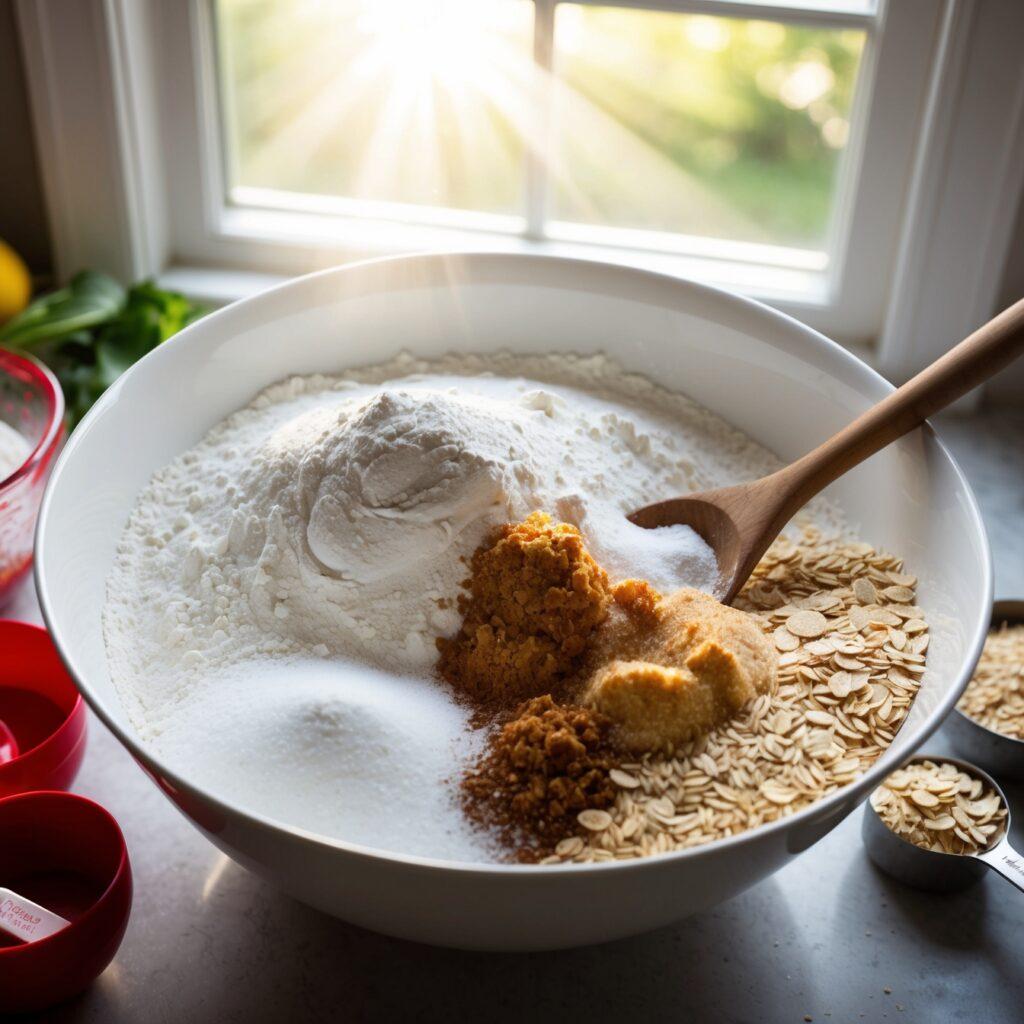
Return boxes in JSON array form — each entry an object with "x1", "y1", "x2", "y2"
[
  {"x1": 437, "y1": 512, "x2": 611, "y2": 708},
  {"x1": 611, "y1": 578, "x2": 662, "y2": 621},
  {"x1": 462, "y1": 695, "x2": 616, "y2": 859}
]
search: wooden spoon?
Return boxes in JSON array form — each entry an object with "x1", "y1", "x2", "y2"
[{"x1": 629, "y1": 297, "x2": 1024, "y2": 603}]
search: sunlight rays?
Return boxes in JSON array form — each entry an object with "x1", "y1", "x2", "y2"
[{"x1": 217, "y1": 0, "x2": 861, "y2": 250}]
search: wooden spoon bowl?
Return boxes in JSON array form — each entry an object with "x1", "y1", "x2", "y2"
[{"x1": 631, "y1": 297, "x2": 1024, "y2": 602}]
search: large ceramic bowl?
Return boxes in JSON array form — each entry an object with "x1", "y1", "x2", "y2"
[{"x1": 35, "y1": 253, "x2": 991, "y2": 950}]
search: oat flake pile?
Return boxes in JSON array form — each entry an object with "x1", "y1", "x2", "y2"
[{"x1": 548, "y1": 529, "x2": 929, "y2": 863}]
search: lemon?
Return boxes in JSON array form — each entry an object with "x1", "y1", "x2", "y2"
[{"x1": 0, "y1": 240, "x2": 32, "y2": 324}]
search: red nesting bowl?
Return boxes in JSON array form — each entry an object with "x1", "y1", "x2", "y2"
[
  {"x1": 0, "y1": 791, "x2": 132, "y2": 1013},
  {"x1": 0, "y1": 621, "x2": 87, "y2": 797},
  {"x1": 0, "y1": 349, "x2": 64, "y2": 607}
]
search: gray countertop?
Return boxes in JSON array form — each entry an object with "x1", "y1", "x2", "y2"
[{"x1": 11, "y1": 410, "x2": 1024, "y2": 1024}]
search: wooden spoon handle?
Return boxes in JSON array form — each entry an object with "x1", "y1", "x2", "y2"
[{"x1": 779, "y1": 296, "x2": 1024, "y2": 510}]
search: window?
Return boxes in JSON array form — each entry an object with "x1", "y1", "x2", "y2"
[
  {"x1": 217, "y1": 1, "x2": 536, "y2": 224},
  {"x1": 214, "y1": 1, "x2": 862, "y2": 265},
  {"x1": 203, "y1": 0, "x2": 880, "y2": 315},
  {"x1": 169, "y1": 0, "x2": 945, "y2": 342},
  {"x1": 15, "y1": 0, "x2": 1024, "y2": 388}
]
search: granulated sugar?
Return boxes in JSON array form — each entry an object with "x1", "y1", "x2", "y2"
[
  {"x1": 104, "y1": 351, "x2": 837, "y2": 859},
  {"x1": 154, "y1": 657, "x2": 493, "y2": 861}
]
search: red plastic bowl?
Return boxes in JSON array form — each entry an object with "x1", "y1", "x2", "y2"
[
  {"x1": 0, "y1": 791, "x2": 132, "y2": 1013},
  {"x1": 0, "y1": 349, "x2": 64, "y2": 607},
  {"x1": 0, "y1": 621, "x2": 87, "y2": 798}
]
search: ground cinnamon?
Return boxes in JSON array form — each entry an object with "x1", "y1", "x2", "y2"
[{"x1": 462, "y1": 694, "x2": 615, "y2": 860}]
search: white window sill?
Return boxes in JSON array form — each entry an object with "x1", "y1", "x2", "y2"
[
  {"x1": 158, "y1": 265, "x2": 291, "y2": 306},
  {"x1": 157, "y1": 227, "x2": 831, "y2": 311},
  {"x1": 207, "y1": 203, "x2": 834, "y2": 310}
]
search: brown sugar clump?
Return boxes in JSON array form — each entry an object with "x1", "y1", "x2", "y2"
[
  {"x1": 611, "y1": 577, "x2": 663, "y2": 621},
  {"x1": 437, "y1": 512, "x2": 611, "y2": 708},
  {"x1": 463, "y1": 694, "x2": 615, "y2": 857},
  {"x1": 582, "y1": 587, "x2": 777, "y2": 752}
]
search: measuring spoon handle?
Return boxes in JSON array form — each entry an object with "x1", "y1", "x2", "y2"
[
  {"x1": 0, "y1": 717, "x2": 18, "y2": 763},
  {"x1": 978, "y1": 836, "x2": 1024, "y2": 894}
]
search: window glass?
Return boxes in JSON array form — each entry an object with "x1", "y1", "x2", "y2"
[
  {"x1": 216, "y1": 0, "x2": 534, "y2": 216},
  {"x1": 551, "y1": 6, "x2": 865, "y2": 251},
  {"x1": 215, "y1": 0, "x2": 865, "y2": 254}
]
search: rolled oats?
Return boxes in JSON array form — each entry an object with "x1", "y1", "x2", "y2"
[
  {"x1": 956, "y1": 622, "x2": 1024, "y2": 739},
  {"x1": 552, "y1": 528, "x2": 931, "y2": 863}
]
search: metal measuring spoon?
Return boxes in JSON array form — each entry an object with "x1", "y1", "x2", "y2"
[
  {"x1": 862, "y1": 754, "x2": 1024, "y2": 894},
  {"x1": 0, "y1": 886, "x2": 70, "y2": 943},
  {"x1": 0, "y1": 719, "x2": 18, "y2": 765}
]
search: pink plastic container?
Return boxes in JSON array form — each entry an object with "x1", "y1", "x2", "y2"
[
  {"x1": 0, "y1": 620, "x2": 87, "y2": 798},
  {"x1": 0, "y1": 790, "x2": 132, "y2": 1013},
  {"x1": 0, "y1": 349, "x2": 64, "y2": 607}
]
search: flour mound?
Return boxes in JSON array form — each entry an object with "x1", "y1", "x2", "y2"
[
  {"x1": 213, "y1": 383, "x2": 558, "y2": 669},
  {"x1": 301, "y1": 390, "x2": 527, "y2": 582}
]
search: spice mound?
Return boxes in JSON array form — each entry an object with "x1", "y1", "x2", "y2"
[
  {"x1": 437, "y1": 512, "x2": 611, "y2": 706},
  {"x1": 870, "y1": 759, "x2": 1007, "y2": 855},
  {"x1": 956, "y1": 622, "x2": 1024, "y2": 739},
  {"x1": 582, "y1": 586, "x2": 778, "y2": 752},
  {"x1": 462, "y1": 695, "x2": 615, "y2": 858}
]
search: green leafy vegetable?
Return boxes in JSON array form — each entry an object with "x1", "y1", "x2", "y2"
[
  {"x1": 0, "y1": 271, "x2": 125, "y2": 347},
  {"x1": 0, "y1": 272, "x2": 207, "y2": 428}
]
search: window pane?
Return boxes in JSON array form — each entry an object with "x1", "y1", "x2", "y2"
[
  {"x1": 215, "y1": 0, "x2": 533, "y2": 218},
  {"x1": 551, "y1": 7, "x2": 866, "y2": 252}
]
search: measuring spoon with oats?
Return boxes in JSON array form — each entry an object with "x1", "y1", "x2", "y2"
[{"x1": 862, "y1": 755, "x2": 1024, "y2": 894}]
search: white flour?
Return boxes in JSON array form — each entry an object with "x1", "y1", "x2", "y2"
[
  {"x1": 104, "y1": 351, "x2": 824, "y2": 861},
  {"x1": 0, "y1": 420, "x2": 29, "y2": 481}
]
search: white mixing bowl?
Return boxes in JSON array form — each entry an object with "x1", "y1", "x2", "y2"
[{"x1": 35, "y1": 253, "x2": 991, "y2": 950}]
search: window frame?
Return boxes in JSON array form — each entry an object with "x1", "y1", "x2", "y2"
[
  {"x1": 169, "y1": 0, "x2": 941, "y2": 344},
  {"x1": 14, "y1": 0, "x2": 1024, "y2": 397}
]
